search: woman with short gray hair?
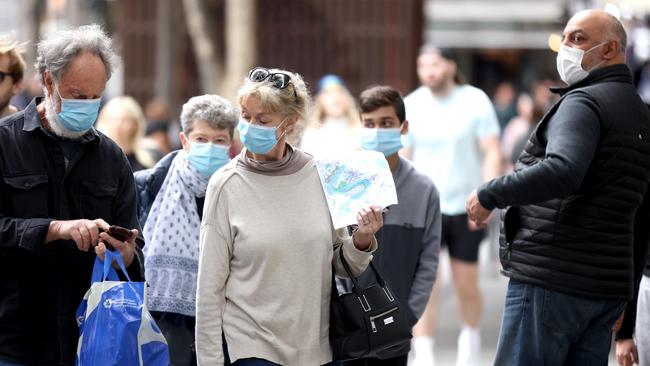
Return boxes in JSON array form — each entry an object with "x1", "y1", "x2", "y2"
[{"x1": 135, "y1": 94, "x2": 238, "y2": 366}]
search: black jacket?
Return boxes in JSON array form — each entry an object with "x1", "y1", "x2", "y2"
[
  {"x1": 133, "y1": 150, "x2": 205, "y2": 229},
  {"x1": 479, "y1": 65, "x2": 650, "y2": 301},
  {"x1": 0, "y1": 98, "x2": 144, "y2": 365}
]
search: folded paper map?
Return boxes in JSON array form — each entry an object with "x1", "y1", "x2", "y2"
[{"x1": 315, "y1": 151, "x2": 398, "y2": 229}]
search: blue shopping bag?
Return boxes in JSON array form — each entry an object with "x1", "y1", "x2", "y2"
[{"x1": 76, "y1": 250, "x2": 170, "y2": 366}]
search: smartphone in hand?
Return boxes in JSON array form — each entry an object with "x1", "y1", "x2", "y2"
[{"x1": 100, "y1": 225, "x2": 133, "y2": 250}]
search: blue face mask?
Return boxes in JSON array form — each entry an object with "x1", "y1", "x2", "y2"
[
  {"x1": 187, "y1": 142, "x2": 230, "y2": 178},
  {"x1": 360, "y1": 127, "x2": 404, "y2": 156},
  {"x1": 238, "y1": 118, "x2": 287, "y2": 154},
  {"x1": 55, "y1": 85, "x2": 101, "y2": 132}
]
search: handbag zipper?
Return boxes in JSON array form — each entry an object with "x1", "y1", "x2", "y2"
[{"x1": 369, "y1": 307, "x2": 398, "y2": 333}]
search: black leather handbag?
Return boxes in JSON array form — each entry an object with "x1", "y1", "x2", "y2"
[{"x1": 329, "y1": 249, "x2": 412, "y2": 360}]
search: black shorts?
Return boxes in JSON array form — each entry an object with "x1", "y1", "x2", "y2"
[{"x1": 441, "y1": 214, "x2": 485, "y2": 263}]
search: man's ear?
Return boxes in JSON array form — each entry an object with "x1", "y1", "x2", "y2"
[
  {"x1": 448, "y1": 61, "x2": 458, "y2": 79},
  {"x1": 43, "y1": 71, "x2": 54, "y2": 96},
  {"x1": 11, "y1": 80, "x2": 23, "y2": 96},
  {"x1": 603, "y1": 40, "x2": 620, "y2": 60},
  {"x1": 401, "y1": 120, "x2": 409, "y2": 135}
]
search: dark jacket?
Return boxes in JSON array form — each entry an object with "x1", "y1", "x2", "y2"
[
  {"x1": 134, "y1": 151, "x2": 205, "y2": 230},
  {"x1": 0, "y1": 98, "x2": 144, "y2": 365},
  {"x1": 339, "y1": 158, "x2": 441, "y2": 358},
  {"x1": 478, "y1": 64, "x2": 650, "y2": 301}
]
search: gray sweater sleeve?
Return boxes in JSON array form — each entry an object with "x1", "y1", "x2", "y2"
[
  {"x1": 478, "y1": 91, "x2": 601, "y2": 209},
  {"x1": 408, "y1": 186, "x2": 441, "y2": 320}
]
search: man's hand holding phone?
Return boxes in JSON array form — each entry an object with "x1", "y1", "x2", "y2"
[{"x1": 96, "y1": 225, "x2": 138, "y2": 268}]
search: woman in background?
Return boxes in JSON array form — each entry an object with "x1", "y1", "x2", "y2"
[
  {"x1": 300, "y1": 74, "x2": 360, "y2": 156},
  {"x1": 96, "y1": 95, "x2": 156, "y2": 171}
]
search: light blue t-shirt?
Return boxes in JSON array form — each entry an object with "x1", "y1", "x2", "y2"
[{"x1": 404, "y1": 85, "x2": 499, "y2": 215}]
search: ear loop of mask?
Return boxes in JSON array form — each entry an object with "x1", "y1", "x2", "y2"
[
  {"x1": 584, "y1": 41, "x2": 611, "y2": 71},
  {"x1": 276, "y1": 117, "x2": 290, "y2": 141}
]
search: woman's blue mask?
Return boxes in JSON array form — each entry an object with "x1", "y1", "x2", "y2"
[
  {"x1": 55, "y1": 85, "x2": 101, "y2": 132},
  {"x1": 360, "y1": 127, "x2": 404, "y2": 156},
  {"x1": 238, "y1": 118, "x2": 287, "y2": 154},
  {"x1": 188, "y1": 142, "x2": 230, "y2": 178}
]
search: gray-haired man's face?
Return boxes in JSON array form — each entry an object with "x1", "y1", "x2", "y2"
[{"x1": 44, "y1": 52, "x2": 107, "y2": 111}]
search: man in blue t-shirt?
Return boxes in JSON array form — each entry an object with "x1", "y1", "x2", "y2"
[{"x1": 403, "y1": 46, "x2": 502, "y2": 366}]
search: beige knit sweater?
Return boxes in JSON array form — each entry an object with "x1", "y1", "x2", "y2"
[{"x1": 196, "y1": 156, "x2": 376, "y2": 366}]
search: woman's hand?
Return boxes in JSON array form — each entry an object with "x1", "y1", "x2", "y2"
[{"x1": 352, "y1": 205, "x2": 383, "y2": 251}]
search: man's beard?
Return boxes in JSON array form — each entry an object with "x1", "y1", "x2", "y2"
[{"x1": 44, "y1": 89, "x2": 87, "y2": 140}]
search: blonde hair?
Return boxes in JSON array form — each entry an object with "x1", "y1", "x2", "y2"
[
  {"x1": 96, "y1": 96, "x2": 155, "y2": 168},
  {"x1": 311, "y1": 83, "x2": 360, "y2": 131},
  {"x1": 237, "y1": 68, "x2": 311, "y2": 144},
  {"x1": 0, "y1": 35, "x2": 26, "y2": 83}
]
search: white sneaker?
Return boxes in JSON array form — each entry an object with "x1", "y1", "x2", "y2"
[
  {"x1": 456, "y1": 326, "x2": 480, "y2": 366},
  {"x1": 410, "y1": 337, "x2": 435, "y2": 366}
]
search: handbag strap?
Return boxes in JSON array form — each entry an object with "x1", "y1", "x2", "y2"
[{"x1": 338, "y1": 247, "x2": 388, "y2": 294}]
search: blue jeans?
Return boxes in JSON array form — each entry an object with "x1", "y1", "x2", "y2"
[{"x1": 494, "y1": 279, "x2": 626, "y2": 366}]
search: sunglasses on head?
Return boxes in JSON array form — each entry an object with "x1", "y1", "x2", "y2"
[
  {"x1": 248, "y1": 67, "x2": 298, "y2": 101},
  {"x1": 248, "y1": 67, "x2": 292, "y2": 88}
]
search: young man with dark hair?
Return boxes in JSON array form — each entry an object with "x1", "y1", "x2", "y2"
[
  {"x1": 0, "y1": 37, "x2": 26, "y2": 118},
  {"x1": 340, "y1": 85, "x2": 441, "y2": 366}
]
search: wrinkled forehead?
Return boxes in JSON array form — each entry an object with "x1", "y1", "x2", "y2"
[{"x1": 564, "y1": 12, "x2": 606, "y2": 40}]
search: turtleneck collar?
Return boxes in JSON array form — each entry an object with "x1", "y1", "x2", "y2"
[{"x1": 237, "y1": 144, "x2": 313, "y2": 176}]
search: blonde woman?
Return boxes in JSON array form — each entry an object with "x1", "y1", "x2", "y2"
[
  {"x1": 299, "y1": 74, "x2": 360, "y2": 156},
  {"x1": 196, "y1": 67, "x2": 383, "y2": 366},
  {"x1": 96, "y1": 96, "x2": 156, "y2": 171}
]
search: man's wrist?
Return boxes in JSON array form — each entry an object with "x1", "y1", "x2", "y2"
[
  {"x1": 477, "y1": 184, "x2": 497, "y2": 211},
  {"x1": 46, "y1": 220, "x2": 61, "y2": 243}
]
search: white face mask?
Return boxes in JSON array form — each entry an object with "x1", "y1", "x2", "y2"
[{"x1": 556, "y1": 41, "x2": 608, "y2": 85}]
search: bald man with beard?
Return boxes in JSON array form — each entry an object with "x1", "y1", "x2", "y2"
[{"x1": 466, "y1": 10, "x2": 650, "y2": 365}]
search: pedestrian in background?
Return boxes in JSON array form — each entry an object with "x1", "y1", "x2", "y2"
[
  {"x1": 338, "y1": 85, "x2": 441, "y2": 366},
  {"x1": 0, "y1": 35, "x2": 25, "y2": 119},
  {"x1": 466, "y1": 10, "x2": 650, "y2": 365},
  {"x1": 403, "y1": 46, "x2": 502, "y2": 366},
  {"x1": 195, "y1": 67, "x2": 383, "y2": 366},
  {"x1": 0, "y1": 24, "x2": 144, "y2": 366},
  {"x1": 136, "y1": 94, "x2": 238, "y2": 366},
  {"x1": 96, "y1": 95, "x2": 156, "y2": 172},
  {"x1": 300, "y1": 74, "x2": 360, "y2": 156}
]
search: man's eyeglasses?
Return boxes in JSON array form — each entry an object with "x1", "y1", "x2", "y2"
[
  {"x1": 248, "y1": 67, "x2": 298, "y2": 101},
  {"x1": 0, "y1": 71, "x2": 13, "y2": 83}
]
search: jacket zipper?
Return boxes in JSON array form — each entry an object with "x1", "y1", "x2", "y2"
[{"x1": 369, "y1": 307, "x2": 398, "y2": 333}]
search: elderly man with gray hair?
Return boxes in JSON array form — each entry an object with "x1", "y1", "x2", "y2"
[
  {"x1": 134, "y1": 94, "x2": 238, "y2": 366},
  {"x1": 0, "y1": 25, "x2": 144, "y2": 365}
]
